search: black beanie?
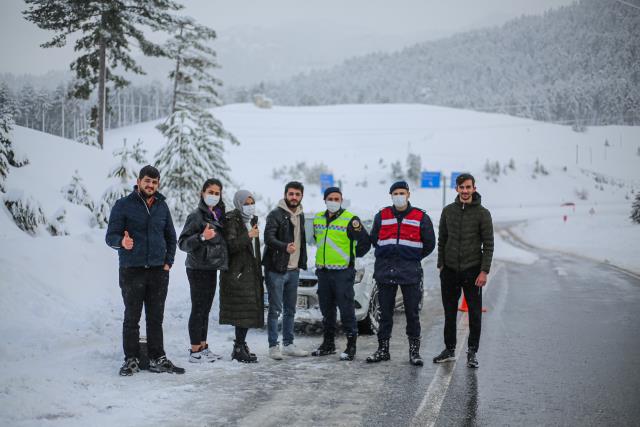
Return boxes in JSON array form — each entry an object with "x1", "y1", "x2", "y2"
[
  {"x1": 323, "y1": 186, "x2": 342, "y2": 200},
  {"x1": 389, "y1": 180, "x2": 409, "y2": 194}
]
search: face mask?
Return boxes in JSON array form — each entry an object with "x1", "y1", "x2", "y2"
[
  {"x1": 242, "y1": 204, "x2": 256, "y2": 217},
  {"x1": 392, "y1": 195, "x2": 408, "y2": 208},
  {"x1": 204, "y1": 194, "x2": 220, "y2": 207},
  {"x1": 325, "y1": 200, "x2": 341, "y2": 213}
]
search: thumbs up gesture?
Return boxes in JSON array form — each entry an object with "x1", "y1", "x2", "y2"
[
  {"x1": 202, "y1": 223, "x2": 216, "y2": 240},
  {"x1": 122, "y1": 231, "x2": 134, "y2": 250}
]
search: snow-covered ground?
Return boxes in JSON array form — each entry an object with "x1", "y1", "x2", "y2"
[{"x1": 1, "y1": 104, "x2": 639, "y2": 425}]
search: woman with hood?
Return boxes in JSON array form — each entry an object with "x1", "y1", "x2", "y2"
[
  {"x1": 219, "y1": 190, "x2": 264, "y2": 362},
  {"x1": 178, "y1": 178, "x2": 229, "y2": 363}
]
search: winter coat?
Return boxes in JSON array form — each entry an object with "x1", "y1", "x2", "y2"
[
  {"x1": 105, "y1": 187, "x2": 177, "y2": 268},
  {"x1": 370, "y1": 204, "x2": 436, "y2": 285},
  {"x1": 178, "y1": 199, "x2": 229, "y2": 271},
  {"x1": 219, "y1": 209, "x2": 264, "y2": 328},
  {"x1": 437, "y1": 192, "x2": 494, "y2": 273},
  {"x1": 262, "y1": 204, "x2": 308, "y2": 273}
]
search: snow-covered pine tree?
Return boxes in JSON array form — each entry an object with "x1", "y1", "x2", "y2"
[
  {"x1": 96, "y1": 139, "x2": 140, "y2": 226},
  {"x1": 406, "y1": 153, "x2": 421, "y2": 184},
  {"x1": 155, "y1": 17, "x2": 238, "y2": 223},
  {"x1": 24, "y1": 0, "x2": 182, "y2": 148},
  {"x1": 3, "y1": 190, "x2": 47, "y2": 235},
  {"x1": 61, "y1": 170, "x2": 94, "y2": 212},
  {"x1": 631, "y1": 193, "x2": 640, "y2": 225},
  {"x1": 0, "y1": 83, "x2": 28, "y2": 193},
  {"x1": 390, "y1": 160, "x2": 404, "y2": 181},
  {"x1": 131, "y1": 138, "x2": 148, "y2": 164},
  {"x1": 76, "y1": 127, "x2": 100, "y2": 148}
]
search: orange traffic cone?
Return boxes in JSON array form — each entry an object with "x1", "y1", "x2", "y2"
[{"x1": 458, "y1": 296, "x2": 487, "y2": 312}]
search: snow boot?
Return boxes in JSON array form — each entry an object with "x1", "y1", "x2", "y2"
[
  {"x1": 232, "y1": 340, "x2": 258, "y2": 363},
  {"x1": 311, "y1": 333, "x2": 336, "y2": 356},
  {"x1": 366, "y1": 339, "x2": 390, "y2": 363},
  {"x1": 340, "y1": 335, "x2": 357, "y2": 361},
  {"x1": 409, "y1": 337, "x2": 424, "y2": 366}
]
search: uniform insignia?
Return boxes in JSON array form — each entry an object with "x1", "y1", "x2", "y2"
[{"x1": 352, "y1": 219, "x2": 362, "y2": 230}]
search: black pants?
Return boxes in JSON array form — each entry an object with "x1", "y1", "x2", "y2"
[
  {"x1": 235, "y1": 327, "x2": 248, "y2": 343},
  {"x1": 119, "y1": 267, "x2": 169, "y2": 360},
  {"x1": 316, "y1": 268, "x2": 357, "y2": 337},
  {"x1": 440, "y1": 266, "x2": 482, "y2": 352},
  {"x1": 186, "y1": 269, "x2": 218, "y2": 346},
  {"x1": 377, "y1": 282, "x2": 422, "y2": 341}
]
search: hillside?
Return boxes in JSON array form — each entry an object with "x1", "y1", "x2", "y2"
[{"x1": 243, "y1": 0, "x2": 640, "y2": 127}]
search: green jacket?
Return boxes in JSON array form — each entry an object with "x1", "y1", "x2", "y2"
[{"x1": 437, "y1": 192, "x2": 494, "y2": 273}]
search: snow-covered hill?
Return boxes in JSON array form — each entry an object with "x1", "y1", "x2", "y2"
[{"x1": 1, "y1": 104, "x2": 639, "y2": 425}]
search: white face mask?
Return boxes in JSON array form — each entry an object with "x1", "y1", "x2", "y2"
[
  {"x1": 203, "y1": 194, "x2": 220, "y2": 207},
  {"x1": 242, "y1": 204, "x2": 256, "y2": 217},
  {"x1": 392, "y1": 194, "x2": 408, "y2": 209},
  {"x1": 325, "y1": 200, "x2": 341, "y2": 213}
]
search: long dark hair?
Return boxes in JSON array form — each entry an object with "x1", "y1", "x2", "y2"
[{"x1": 201, "y1": 178, "x2": 225, "y2": 215}]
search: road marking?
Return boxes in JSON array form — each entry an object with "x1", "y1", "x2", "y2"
[{"x1": 411, "y1": 264, "x2": 504, "y2": 427}]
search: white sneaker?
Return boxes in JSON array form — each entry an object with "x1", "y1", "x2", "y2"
[
  {"x1": 282, "y1": 343, "x2": 309, "y2": 357},
  {"x1": 201, "y1": 346, "x2": 222, "y2": 362},
  {"x1": 189, "y1": 349, "x2": 204, "y2": 363},
  {"x1": 269, "y1": 345, "x2": 284, "y2": 360}
]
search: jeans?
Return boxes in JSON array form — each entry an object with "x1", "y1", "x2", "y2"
[
  {"x1": 119, "y1": 266, "x2": 169, "y2": 360},
  {"x1": 316, "y1": 268, "x2": 357, "y2": 337},
  {"x1": 440, "y1": 266, "x2": 483, "y2": 352},
  {"x1": 265, "y1": 269, "x2": 300, "y2": 347},
  {"x1": 186, "y1": 269, "x2": 217, "y2": 346},
  {"x1": 377, "y1": 282, "x2": 422, "y2": 340}
]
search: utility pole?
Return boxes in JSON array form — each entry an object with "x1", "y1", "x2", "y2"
[{"x1": 442, "y1": 174, "x2": 447, "y2": 209}]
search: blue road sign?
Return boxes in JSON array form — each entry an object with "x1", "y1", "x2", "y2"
[
  {"x1": 320, "y1": 173, "x2": 334, "y2": 192},
  {"x1": 450, "y1": 172, "x2": 467, "y2": 188},
  {"x1": 421, "y1": 171, "x2": 441, "y2": 188}
]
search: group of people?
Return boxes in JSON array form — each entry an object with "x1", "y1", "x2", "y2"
[{"x1": 105, "y1": 165, "x2": 493, "y2": 376}]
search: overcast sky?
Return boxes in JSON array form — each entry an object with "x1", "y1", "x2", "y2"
[{"x1": 1, "y1": 0, "x2": 576, "y2": 85}]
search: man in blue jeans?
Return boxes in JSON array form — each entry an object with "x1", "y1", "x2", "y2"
[{"x1": 262, "y1": 181, "x2": 309, "y2": 359}]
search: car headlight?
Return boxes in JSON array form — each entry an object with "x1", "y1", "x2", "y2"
[{"x1": 354, "y1": 268, "x2": 364, "y2": 284}]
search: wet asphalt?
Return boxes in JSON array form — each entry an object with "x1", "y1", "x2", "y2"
[{"x1": 180, "y1": 234, "x2": 640, "y2": 427}]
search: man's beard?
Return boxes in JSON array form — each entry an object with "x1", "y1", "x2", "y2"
[{"x1": 285, "y1": 199, "x2": 299, "y2": 209}]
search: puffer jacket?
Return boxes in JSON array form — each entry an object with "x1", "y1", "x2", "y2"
[
  {"x1": 178, "y1": 199, "x2": 228, "y2": 271},
  {"x1": 219, "y1": 209, "x2": 264, "y2": 328},
  {"x1": 437, "y1": 192, "x2": 494, "y2": 273}
]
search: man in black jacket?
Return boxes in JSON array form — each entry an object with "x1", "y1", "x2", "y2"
[
  {"x1": 367, "y1": 181, "x2": 435, "y2": 366},
  {"x1": 262, "y1": 181, "x2": 309, "y2": 360},
  {"x1": 105, "y1": 165, "x2": 183, "y2": 376},
  {"x1": 433, "y1": 173, "x2": 494, "y2": 369}
]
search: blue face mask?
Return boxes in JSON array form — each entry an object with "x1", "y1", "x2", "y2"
[
  {"x1": 242, "y1": 204, "x2": 256, "y2": 217},
  {"x1": 204, "y1": 194, "x2": 220, "y2": 207}
]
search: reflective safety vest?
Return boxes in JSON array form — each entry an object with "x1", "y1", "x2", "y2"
[
  {"x1": 375, "y1": 207, "x2": 424, "y2": 261},
  {"x1": 313, "y1": 210, "x2": 355, "y2": 269}
]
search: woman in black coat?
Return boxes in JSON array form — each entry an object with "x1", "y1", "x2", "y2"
[
  {"x1": 219, "y1": 189, "x2": 264, "y2": 363},
  {"x1": 178, "y1": 178, "x2": 228, "y2": 363}
]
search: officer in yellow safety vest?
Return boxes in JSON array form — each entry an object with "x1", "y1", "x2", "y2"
[{"x1": 311, "y1": 187, "x2": 371, "y2": 361}]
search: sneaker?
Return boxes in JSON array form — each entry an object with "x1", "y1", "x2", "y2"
[
  {"x1": 433, "y1": 348, "x2": 456, "y2": 364},
  {"x1": 119, "y1": 357, "x2": 140, "y2": 376},
  {"x1": 467, "y1": 351, "x2": 479, "y2": 368},
  {"x1": 149, "y1": 355, "x2": 185, "y2": 374},
  {"x1": 189, "y1": 349, "x2": 205, "y2": 363},
  {"x1": 201, "y1": 345, "x2": 222, "y2": 362},
  {"x1": 282, "y1": 343, "x2": 309, "y2": 357},
  {"x1": 269, "y1": 345, "x2": 284, "y2": 360}
]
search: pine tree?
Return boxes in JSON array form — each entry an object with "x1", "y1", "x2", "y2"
[
  {"x1": 96, "y1": 139, "x2": 141, "y2": 226},
  {"x1": 155, "y1": 17, "x2": 238, "y2": 223},
  {"x1": 390, "y1": 160, "x2": 404, "y2": 181},
  {"x1": 631, "y1": 193, "x2": 640, "y2": 225},
  {"x1": 24, "y1": 0, "x2": 182, "y2": 148},
  {"x1": 61, "y1": 170, "x2": 94, "y2": 211},
  {"x1": 0, "y1": 83, "x2": 28, "y2": 193},
  {"x1": 76, "y1": 127, "x2": 100, "y2": 148},
  {"x1": 4, "y1": 190, "x2": 47, "y2": 235},
  {"x1": 406, "y1": 153, "x2": 421, "y2": 184}
]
